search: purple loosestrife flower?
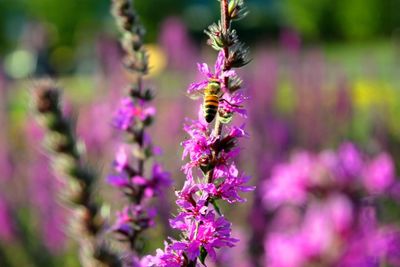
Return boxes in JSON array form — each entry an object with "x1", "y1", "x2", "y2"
[
  {"x1": 108, "y1": 97, "x2": 172, "y2": 248},
  {"x1": 113, "y1": 97, "x2": 156, "y2": 131},
  {"x1": 363, "y1": 153, "x2": 394, "y2": 194},
  {"x1": 170, "y1": 212, "x2": 238, "y2": 260},
  {"x1": 263, "y1": 143, "x2": 400, "y2": 267},
  {"x1": 188, "y1": 51, "x2": 235, "y2": 94},
  {"x1": 147, "y1": 1, "x2": 252, "y2": 265},
  {"x1": 109, "y1": 0, "x2": 172, "y2": 257},
  {"x1": 112, "y1": 205, "x2": 156, "y2": 237}
]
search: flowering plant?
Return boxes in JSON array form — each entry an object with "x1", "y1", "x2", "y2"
[
  {"x1": 108, "y1": 0, "x2": 172, "y2": 260},
  {"x1": 146, "y1": 0, "x2": 253, "y2": 266},
  {"x1": 263, "y1": 143, "x2": 400, "y2": 267}
]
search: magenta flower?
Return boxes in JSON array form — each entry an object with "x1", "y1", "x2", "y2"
[
  {"x1": 150, "y1": 56, "x2": 252, "y2": 267},
  {"x1": 204, "y1": 163, "x2": 254, "y2": 203},
  {"x1": 113, "y1": 97, "x2": 156, "y2": 130},
  {"x1": 143, "y1": 163, "x2": 172, "y2": 197},
  {"x1": 114, "y1": 146, "x2": 128, "y2": 172},
  {"x1": 108, "y1": 44, "x2": 171, "y2": 255},
  {"x1": 188, "y1": 50, "x2": 236, "y2": 94},
  {"x1": 147, "y1": 242, "x2": 186, "y2": 267},
  {"x1": 363, "y1": 153, "x2": 394, "y2": 194},
  {"x1": 171, "y1": 212, "x2": 238, "y2": 260},
  {"x1": 337, "y1": 142, "x2": 363, "y2": 179},
  {"x1": 146, "y1": 2, "x2": 252, "y2": 264},
  {"x1": 263, "y1": 143, "x2": 400, "y2": 267},
  {"x1": 219, "y1": 91, "x2": 248, "y2": 117},
  {"x1": 112, "y1": 205, "x2": 156, "y2": 237}
]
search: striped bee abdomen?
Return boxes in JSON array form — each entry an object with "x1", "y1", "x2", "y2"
[{"x1": 203, "y1": 94, "x2": 219, "y2": 123}]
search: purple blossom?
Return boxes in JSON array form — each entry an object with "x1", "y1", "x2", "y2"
[
  {"x1": 147, "y1": 5, "x2": 253, "y2": 263},
  {"x1": 204, "y1": 164, "x2": 254, "y2": 203},
  {"x1": 188, "y1": 50, "x2": 236, "y2": 94},
  {"x1": 143, "y1": 163, "x2": 172, "y2": 197},
  {"x1": 113, "y1": 97, "x2": 156, "y2": 130},
  {"x1": 262, "y1": 152, "x2": 313, "y2": 209},
  {"x1": 219, "y1": 91, "x2": 248, "y2": 117},
  {"x1": 263, "y1": 144, "x2": 398, "y2": 210},
  {"x1": 146, "y1": 242, "x2": 186, "y2": 267},
  {"x1": 337, "y1": 142, "x2": 363, "y2": 179},
  {"x1": 363, "y1": 153, "x2": 394, "y2": 194},
  {"x1": 112, "y1": 205, "x2": 156, "y2": 237},
  {"x1": 108, "y1": 60, "x2": 171, "y2": 257},
  {"x1": 263, "y1": 143, "x2": 400, "y2": 267},
  {"x1": 107, "y1": 174, "x2": 131, "y2": 188},
  {"x1": 114, "y1": 146, "x2": 128, "y2": 172},
  {"x1": 170, "y1": 213, "x2": 238, "y2": 260},
  {"x1": 151, "y1": 70, "x2": 252, "y2": 265}
]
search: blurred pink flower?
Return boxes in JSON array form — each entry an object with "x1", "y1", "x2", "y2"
[{"x1": 363, "y1": 153, "x2": 394, "y2": 194}]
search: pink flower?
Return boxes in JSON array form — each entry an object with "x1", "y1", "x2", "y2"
[
  {"x1": 262, "y1": 153, "x2": 313, "y2": 209},
  {"x1": 147, "y1": 241, "x2": 186, "y2": 267},
  {"x1": 114, "y1": 146, "x2": 128, "y2": 173},
  {"x1": 112, "y1": 205, "x2": 156, "y2": 236},
  {"x1": 220, "y1": 91, "x2": 248, "y2": 117},
  {"x1": 170, "y1": 213, "x2": 238, "y2": 260},
  {"x1": 363, "y1": 153, "x2": 395, "y2": 194},
  {"x1": 205, "y1": 163, "x2": 254, "y2": 203},
  {"x1": 263, "y1": 143, "x2": 400, "y2": 267},
  {"x1": 188, "y1": 50, "x2": 236, "y2": 94},
  {"x1": 113, "y1": 97, "x2": 156, "y2": 130},
  {"x1": 143, "y1": 164, "x2": 172, "y2": 197}
]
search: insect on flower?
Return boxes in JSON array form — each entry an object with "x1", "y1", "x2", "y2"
[
  {"x1": 189, "y1": 79, "x2": 221, "y2": 123},
  {"x1": 190, "y1": 79, "x2": 243, "y2": 123}
]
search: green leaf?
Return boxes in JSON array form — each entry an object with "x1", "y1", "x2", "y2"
[
  {"x1": 211, "y1": 198, "x2": 222, "y2": 216},
  {"x1": 199, "y1": 246, "x2": 208, "y2": 265}
]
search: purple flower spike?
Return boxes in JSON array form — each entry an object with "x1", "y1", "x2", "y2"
[
  {"x1": 108, "y1": 0, "x2": 172, "y2": 255},
  {"x1": 146, "y1": 1, "x2": 252, "y2": 264}
]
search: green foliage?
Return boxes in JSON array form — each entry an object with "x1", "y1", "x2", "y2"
[
  {"x1": 281, "y1": 0, "x2": 398, "y2": 41},
  {"x1": 0, "y1": 0, "x2": 184, "y2": 53},
  {"x1": 335, "y1": 0, "x2": 380, "y2": 40}
]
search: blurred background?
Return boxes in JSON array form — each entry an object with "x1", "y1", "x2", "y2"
[{"x1": 1, "y1": 0, "x2": 400, "y2": 266}]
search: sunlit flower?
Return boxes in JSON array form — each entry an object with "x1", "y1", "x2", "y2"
[{"x1": 188, "y1": 50, "x2": 236, "y2": 94}]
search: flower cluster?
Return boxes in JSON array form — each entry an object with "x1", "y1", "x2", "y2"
[
  {"x1": 146, "y1": 1, "x2": 253, "y2": 265},
  {"x1": 262, "y1": 142, "x2": 400, "y2": 267},
  {"x1": 109, "y1": 0, "x2": 172, "y2": 255},
  {"x1": 188, "y1": 50, "x2": 236, "y2": 94},
  {"x1": 108, "y1": 141, "x2": 171, "y2": 243}
]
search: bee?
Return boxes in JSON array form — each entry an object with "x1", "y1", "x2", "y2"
[
  {"x1": 190, "y1": 80, "x2": 242, "y2": 123},
  {"x1": 203, "y1": 80, "x2": 221, "y2": 123}
]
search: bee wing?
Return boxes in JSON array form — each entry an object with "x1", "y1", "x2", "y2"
[{"x1": 186, "y1": 90, "x2": 204, "y2": 100}]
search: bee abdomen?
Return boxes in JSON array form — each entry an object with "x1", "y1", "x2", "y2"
[{"x1": 204, "y1": 95, "x2": 219, "y2": 123}]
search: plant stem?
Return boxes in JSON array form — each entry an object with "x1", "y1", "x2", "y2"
[
  {"x1": 208, "y1": 0, "x2": 230, "y2": 183},
  {"x1": 221, "y1": 0, "x2": 230, "y2": 36}
]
